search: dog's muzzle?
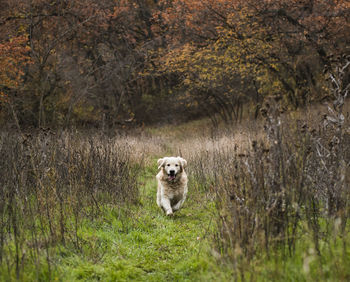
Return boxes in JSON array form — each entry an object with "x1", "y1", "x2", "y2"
[{"x1": 168, "y1": 170, "x2": 176, "y2": 181}]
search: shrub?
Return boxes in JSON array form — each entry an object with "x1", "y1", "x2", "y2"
[
  {"x1": 189, "y1": 59, "x2": 350, "y2": 279},
  {"x1": 0, "y1": 130, "x2": 140, "y2": 279}
]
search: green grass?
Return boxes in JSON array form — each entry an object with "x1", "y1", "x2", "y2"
[
  {"x1": 1, "y1": 131, "x2": 350, "y2": 281},
  {"x1": 36, "y1": 166, "x2": 232, "y2": 281},
  {"x1": 2, "y1": 163, "x2": 350, "y2": 281}
]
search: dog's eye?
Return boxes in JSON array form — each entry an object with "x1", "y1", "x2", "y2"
[
  {"x1": 167, "y1": 164, "x2": 170, "y2": 166},
  {"x1": 175, "y1": 164, "x2": 179, "y2": 166}
]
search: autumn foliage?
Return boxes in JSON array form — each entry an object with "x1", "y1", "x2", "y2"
[
  {"x1": 0, "y1": 0, "x2": 349, "y2": 127},
  {"x1": 0, "y1": 36, "x2": 32, "y2": 102}
]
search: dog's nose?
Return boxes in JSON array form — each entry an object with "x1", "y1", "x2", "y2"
[{"x1": 169, "y1": 170, "x2": 175, "y2": 175}]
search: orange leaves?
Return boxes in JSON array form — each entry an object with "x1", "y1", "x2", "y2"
[
  {"x1": 150, "y1": 0, "x2": 275, "y2": 91},
  {"x1": 110, "y1": 2, "x2": 130, "y2": 19},
  {"x1": 151, "y1": 0, "x2": 349, "y2": 106},
  {"x1": 0, "y1": 91, "x2": 9, "y2": 103},
  {"x1": 0, "y1": 35, "x2": 32, "y2": 102},
  {"x1": 155, "y1": 0, "x2": 234, "y2": 44}
]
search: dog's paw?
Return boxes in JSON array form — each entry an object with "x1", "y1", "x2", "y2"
[{"x1": 166, "y1": 210, "x2": 174, "y2": 216}]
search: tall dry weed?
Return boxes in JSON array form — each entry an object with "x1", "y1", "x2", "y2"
[
  {"x1": 0, "y1": 130, "x2": 140, "y2": 279},
  {"x1": 188, "y1": 58, "x2": 350, "y2": 277}
]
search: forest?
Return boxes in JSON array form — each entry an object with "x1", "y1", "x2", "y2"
[
  {"x1": 1, "y1": 0, "x2": 350, "y2": 281},
  {"x1": 1, "y1": 0, "x2": 349, "y2": 128}
]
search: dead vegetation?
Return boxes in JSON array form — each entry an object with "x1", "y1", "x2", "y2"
[
  {"x1": 0, "y1": 131, "x2": 141, "y2": 279},
  {"x1": 0, "y1": 58, "x2": 349, "y2": 280},
  {"x1": 185, "y1": 60, "x2": 350, "y2": 279}
]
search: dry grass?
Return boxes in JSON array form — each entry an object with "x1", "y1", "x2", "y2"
[
  {"x1": 0, "y1": 131, "x2": 141, "y2": 279},
  {"x1": 1, "y1": 60, "x2": 349, "y2": 281},
  {"x1": 182, "y1": 62, "x2": 350, "y2": 279}
]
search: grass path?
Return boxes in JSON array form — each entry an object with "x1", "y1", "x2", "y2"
[{"x1": 57, "y1": 163, "x2": 231, "y2": 281}]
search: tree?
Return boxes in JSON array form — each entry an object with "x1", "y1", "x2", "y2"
[
  {"x1": 0, "y1": 34, "x2": 32, "y2": 124},
  {"x1": 0, "y1": 0, "x2": 162, "y2": 127},
  {"x1": 0, "y1": 0, "x2": 349, "y2": 127},
  {"x1": 148, "y1": 0, "x2": 350, "y2": 122}
]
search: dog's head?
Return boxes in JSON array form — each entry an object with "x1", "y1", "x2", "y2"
[{"x1": 157, "y1": 156, "x2": 187, "y2": 181}]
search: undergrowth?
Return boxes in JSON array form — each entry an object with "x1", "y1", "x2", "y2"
[
  {"x1": 187, "y1": 58, "x2": 350, "y2": 280},
  {"x1": 0, "y1": 131, "x2": 140, "y2": 280},
  {"x1": 0, "y1": 60, "x2": 349, "y2": 281}
]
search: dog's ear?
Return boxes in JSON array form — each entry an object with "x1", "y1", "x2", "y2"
[
  {"x1": 157, "y1": 158, "x2": 165, "y2": 170},
  {"x1": 177, "y1": 156, "x2": 187, "y2": 168}
]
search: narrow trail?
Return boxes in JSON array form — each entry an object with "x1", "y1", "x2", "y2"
[
  {"x1": 60, "y1": 160, "x2": 231, "y2": 281},
  {"x1": 106, "y1": 168, "x2": 224, "y2": 281}
]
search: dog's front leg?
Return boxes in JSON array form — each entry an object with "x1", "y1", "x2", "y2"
[
  {"x1": 172, "y1": 198, "x2": 185, "y2": 212},
  {"x1": 173, "y1": 190, "x2": 187, "y2": 212},
  {"x1": 161, "y1": 197, "x2": 173, "y2": 216},
  {"x1": 156, "y1": 186, "x2": 162, "y2": 208}
]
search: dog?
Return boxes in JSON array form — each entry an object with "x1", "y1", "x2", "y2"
[{"x1": 156, "y1": 156, "x2": 188, "y2": 216}]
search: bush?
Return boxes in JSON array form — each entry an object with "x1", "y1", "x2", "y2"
[
  {"x1": 0, "y1": 130, "x2": 140, "y2": 279},
  {"x1": 188, "y1": 60, "x2": 350, "y2": 279}
]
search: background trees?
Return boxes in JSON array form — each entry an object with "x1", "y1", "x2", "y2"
[
  {"x1": 0, "y1": 0, "x2": 349, "y2": 128},
  {"x1": 150, "y1": 0, "x2": 350, "y2": 122}
]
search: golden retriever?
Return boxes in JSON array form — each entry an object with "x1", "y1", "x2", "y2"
[{"x1": 156, "y1": 156, "x2": 188, "y2": 216}]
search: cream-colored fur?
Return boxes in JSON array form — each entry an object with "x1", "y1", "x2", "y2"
[{"x1": 156, "y1": 156, "x2": 188, "y2": 216}]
